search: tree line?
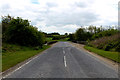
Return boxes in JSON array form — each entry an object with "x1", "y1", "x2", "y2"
[
  {"x1": 68, "y1": 25, "x2": 119, "y2": 42},
  {"x1": 68, "y1": 26, "x2": 120, "y2": 52},
  {"x1": 2, "y1": 15, "x2": 45, "y2": 47}
]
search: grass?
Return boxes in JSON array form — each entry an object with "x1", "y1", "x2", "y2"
[
  {"x1": 46, "y1": 37, "x2": 53, "y2": 42},
  {"x1": 2, "y1": 45, "x2": 50, "y2": 71},
  {"x1": 58, "y1": 38, "x2": 69, "y2": 41},
  {"x1": 46, "y1": 37, "x2": 69, "y2": 42},
  {"x1": 84, "y1": 45, "x2": 120, "y2": 63}
]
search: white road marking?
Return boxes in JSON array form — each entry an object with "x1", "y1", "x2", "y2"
[
  {"x1": 63, "y1": 50, "x2": 65, "y2": 54},
  {"x1": 3, "y1": 56, "x2": 39, "y2": 78},
  {"x1": 64, "y1": 56, "x2": 67, "y2": 67},
  {"x1": 63, "y1": 48, "x2": 65, "y2": 54}
]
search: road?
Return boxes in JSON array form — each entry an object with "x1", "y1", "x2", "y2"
[{"x1": 4, "y1": 42, "x2": 118, "y2": 78}]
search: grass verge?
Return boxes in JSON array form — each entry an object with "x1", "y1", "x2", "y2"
[
  {"x1": 84, "y1": 45, "x2": 120, "y2": 63},
  {"x1": 2, "y1": 45, "x2": 50, "y2": 71}
]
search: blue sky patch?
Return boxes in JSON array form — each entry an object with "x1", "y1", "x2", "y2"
[{"x1": 31, "y1": 0, "x2": 39, "y2": 4}]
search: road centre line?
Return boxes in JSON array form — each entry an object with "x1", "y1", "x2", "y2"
[
  {"x1": 64, "y1": 56, "x2": 67, "y2": 67},
  {"x1": 63, "y1": 50, "x2": 65, "y2": 54},
  {"x1": 63, "y1": 48, "x2": 65, "y2": 54}
]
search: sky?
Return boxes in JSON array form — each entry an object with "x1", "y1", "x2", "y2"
[{"x1": 0, "y1": 0, "x2": 119, "y2": 34}]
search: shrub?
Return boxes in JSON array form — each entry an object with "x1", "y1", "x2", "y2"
[
  {"x1": 4, "y1": 17, "x2": 45, "y2": 47},
  {"x1": 92, "y1": 29, "x2": 119, "y2": 40},
  {"x1": 97, "y1": 44, "x2": 105, "y2": 49},
  {"x1": 104, "y1": 43, "x2": 113, "y2": 51},
  {"x1": 115, "y1": 44, "x2": 120, "y2": 52},
  {"x1": 74, "y1": 28, "x2": 92, "y2": 41},
  {"x1": 89, "y1": 33, "x2": 120, "y2": 52},
  {"x1": 52, "y1": 36, "x2": 60, "y2": 40},
  {"x1": 115, "y1": 40, "x2": 120, "y2": 52},
  {"x1": 68, "y1": 34, "x2": 75, "y2": 41}
]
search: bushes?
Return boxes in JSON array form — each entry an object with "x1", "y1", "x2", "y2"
[
  {"x1": 92, "y1": 29, "x2": 119, "y2": 40},
  {"x1": 96, "y1": 44, "x2": 105, "y2": 49},
  {"x1": 68, "y1": 26, "x2": 119, "y2": 43},
  {"x1": 67, "y1": 25, "x2": 120, "y2": 52},
  {"x1": 104, "y1": 43, "x2": 113, "y2": 51},
  {"x1": 116, "y1": 43, "x2": 120, "y2": 52},
  {"x1": 75, "y1": 28, "x2": 91, "y2": 41},
  {"x1": 68, "y1": 34, "x2": 75, "y2": 41},
  {"x1": 52, "y1": 35, "x2": 66, "y2": 40},
  {"x1": 52, "y1": 36, "x2": 61, "y2": 40},
  {"x1": 47, "y1": 41, "x2": 58, "y2": 45},
  {"x1": 89, "y1": 33, "x2": 120, "y2": 52},
  {"x1": 2, "y1": 16, "x2": 45, "y2": 47}
]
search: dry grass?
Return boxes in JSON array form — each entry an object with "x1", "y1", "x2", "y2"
[{"x1": 89, "y1": 33, "x2": 120, "y2": 48}]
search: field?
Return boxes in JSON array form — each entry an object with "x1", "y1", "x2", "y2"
[{"x1": 46, "y1": 37, "x2": 69, "y2": 42}]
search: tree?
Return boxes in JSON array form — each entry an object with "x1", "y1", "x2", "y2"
[
  {"x1": 88, "y1": 25, "x2": 94, "y2": 33},
  {"x1": 4, "y1": 17, "x2": 45, "y2": 47},
  {"x1": 2, "y1": 15, "x2": 13, "y2": 33},
  {"x1": 93, "y1": 26, "x2": 97, "y2": 34},
  {"x1": 65, "y1": 33, "x2": 68, "y2": 36},
  {"x1": 0, "y1": 23, "x2": 2, "y2": 38},
  {"x1": 75, "y1": 28, "x2": 86, "y2": 41},
  {"x1": 2, "y1": 15, "x2": 14, "y2": 41},
  {"x1": 68, "y1": 33, "x2": 75, "y2": 41},
  {"x1": 74, "y1": 28, "x2": 93, "y2": 41},
  {"x1": 51, "y1": 32, "x2": 60, "y2": 35}
]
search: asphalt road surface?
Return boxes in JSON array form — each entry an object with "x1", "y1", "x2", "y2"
[{"x1": 4, "y1": 42, "x2": 118, "y2": 78}]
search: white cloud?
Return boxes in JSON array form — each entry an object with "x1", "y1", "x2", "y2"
[{"x1": 0, "y1": 0, "x2": 119, "y2": 34}]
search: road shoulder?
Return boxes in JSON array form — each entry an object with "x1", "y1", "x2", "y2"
[
  {"x1": 69, "y1": 42, "x2": 118, "y2": 71},
  {"x1": 2, "y1": 42, "x2": 58, "y2": 78}
]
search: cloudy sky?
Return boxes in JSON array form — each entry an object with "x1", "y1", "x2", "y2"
[{"x1": 0, "y1": 0, "x2": 119, "y2": 34}]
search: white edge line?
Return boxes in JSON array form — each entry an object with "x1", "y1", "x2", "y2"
[{"x1": 3, "y1": 56, "x2": 38, "y2": 78}]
